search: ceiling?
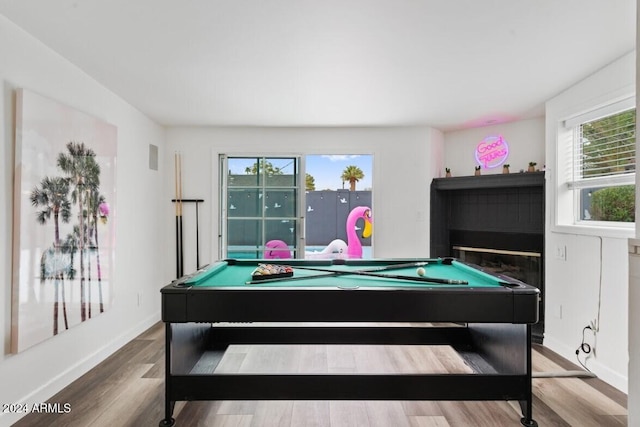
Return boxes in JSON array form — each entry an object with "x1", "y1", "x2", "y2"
[{"x1": 0, "y1": 0, "x2": 636, "y2": 131}]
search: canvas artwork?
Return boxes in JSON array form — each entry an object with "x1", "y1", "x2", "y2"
[{"x1": 11, "y1": 89, "x2": 117, "y2": 353}]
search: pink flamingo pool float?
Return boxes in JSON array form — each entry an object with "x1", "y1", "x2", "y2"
[
  {"x1": 305, "y1": 239, "x2": 348, "y2": 259},
  {"x1": 344, "y1": 206, "x2": 372, "y2": 258},
  {"x1": 264, "y1": 239, "x2": 292, "y2": 259},
  {"x1": 264, "y1": 206, "x2": 372, "y2": 260}
]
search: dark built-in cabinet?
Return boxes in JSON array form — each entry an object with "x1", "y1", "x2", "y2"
[{"x1": 430, "y1": 171, "x2": 545, "y2": 343}]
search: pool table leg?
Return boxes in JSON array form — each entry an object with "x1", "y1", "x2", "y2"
[
  {"x1": 159, "y1": 323, "x2": 176, "y2": 427},
  {"x1": 159, "y1": 414, "x2": 175, "y2": 427},
  {"x1": 519, "y1": 325, "x2": 538, "y2": 427}
]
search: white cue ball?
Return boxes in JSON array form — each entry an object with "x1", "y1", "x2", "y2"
[{"x1": 416, "y1": 267, "x2": 426, "y2": 277}]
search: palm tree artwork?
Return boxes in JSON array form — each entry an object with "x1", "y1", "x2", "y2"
[
  {"x1": 12, "y1": 88, "x2": 117, "y2": 353},
  {"x1": 30, "y1": 176, "x2": 71, "y2": 335},
  {"x1": 87, "y1": 191, "x2": 109, "y2": 314},
  {"x1": 30, "y1": 176, "x2": 72, "y2": 248},
  {"x1": 29, "y1": 141, "x2": 110, "y2": 334},
  {"x1": 341, "y1": 165, "x2": 365, "y2": 191},
  {"x1": 60, "y1": 229, "x2": 81, "y2": 329},
  {"x1": 57, "y1": 142, "x2": 101, "y2": 322}
]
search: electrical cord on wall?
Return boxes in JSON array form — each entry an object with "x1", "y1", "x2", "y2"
[
  {"x1": 574, "y1": 236, "x2": 603, "y2": 373},
  {"x1": 595, "y1": 236, "x2": 603, "y2": 334},
  {"x1": 554, "y1": 233, "x2": 606, "y2": 375},
  {"x1": 575, "y1": 325, "x2": 593, "y2": 372},
  {"x1": 575, "y1": 231, "x2": 601, "y2": 371}
]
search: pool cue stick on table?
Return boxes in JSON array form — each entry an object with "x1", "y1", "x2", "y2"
[
  {"x1": 246, "y1": 261, "x2": 428, "y2": 283},
  {"x1": 294, "y1": 266, "x2": 468, "y2": 284},
  {"x1": 246, "y1": 262, "x2": 468, "y2": 285},
  {"x1": 245, "y1": 262, "x2": 429, "y2": 284}
]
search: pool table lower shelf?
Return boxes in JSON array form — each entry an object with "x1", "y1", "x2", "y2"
[{"x1": 160, "y1": 323, "x2": 538, "y2": 427}]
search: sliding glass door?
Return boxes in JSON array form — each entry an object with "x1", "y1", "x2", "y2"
[{"x1": 220, "y1": 156, "x2": 303, "y2": 259}]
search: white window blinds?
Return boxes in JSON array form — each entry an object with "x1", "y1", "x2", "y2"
[{"x1": 566, "y1": 100, "x2": 636, "y2": 190}]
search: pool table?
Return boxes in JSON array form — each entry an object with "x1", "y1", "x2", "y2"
[{"x1": 160, "y1": 258, "x2": 540, "y2": 427}]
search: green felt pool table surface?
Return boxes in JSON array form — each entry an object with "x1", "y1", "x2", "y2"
[
  {"x1": 161, "y1": 257, "x2": 539, "y2": 324},
  {"x1": 181, "y1": 258, "x2": 513, "y2": 288}
]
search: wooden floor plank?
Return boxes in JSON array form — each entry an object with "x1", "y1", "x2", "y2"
[
  {"x1": 401, "y1": 400, "x2": 444, "y2": 417},
  {"x1": 291, "y1": 401, "x2": 331, "y2": 427},
  {"x1": 534, "y1": 345, "x2": 628, "y2": 405},
  {"x1": 328, "y1": 401, "x2": 369, "y2": 427},
  {"x1": 434, "y1": 401, "x2": 520, "y2": 427},
  {"x1": 249, "y1": 401, "x2": 294, "y2": 427},
  {"x1": 365, "y1": 401, "x2": 412, "y2": 427},
  {"x1": 533, "y1": 350, "x2": 627, "y2": 424},
  {"x1": 408, "y1": 415, "x2": 451, "y2": 427}
]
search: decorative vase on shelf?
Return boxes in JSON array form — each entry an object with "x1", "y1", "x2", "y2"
[
  {"x1": 445, "y1": 168, "x2": 451, "y2": 178},
  {"x1": 528, "y1": 162, "x2": 537, "y2": 172},
  {"x1": 474, "y1": 166, "x2": 481, "y2": 176},
  {"x1": 502, "y1": 164, "x2": 510, "y2": 174}
]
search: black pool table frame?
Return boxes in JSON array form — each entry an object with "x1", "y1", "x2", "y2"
[{"x1": 160, "y1": 258, "x2": 540, "y2": 427}]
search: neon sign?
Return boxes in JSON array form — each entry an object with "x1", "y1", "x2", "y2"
[{"x1": 475, "y1": 135, "x2": 509, "y2": 168}]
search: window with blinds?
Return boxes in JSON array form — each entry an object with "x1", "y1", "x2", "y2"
[{"x1": 567, "y1": 103, "x2": 636, "y2": 223}]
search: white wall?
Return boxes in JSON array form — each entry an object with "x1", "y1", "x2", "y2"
[
  {"x1": 629, "y1": 239, "x2": 640, "y2": 426},
  {"x1": 0, "y1": 16, "x2": 166, "y2": 426},
  {"x1": 443, "y1": 118, "x2": 545, "y2": 177},
  {"x1": 165, "y1": 126, "x2": 443, "y2": 273},
  {"x1": 545, "y1": 51, "x2": 635, "y2": 393},
  {"x1": 628, "y1": 8, "x2": 640, "y2": 424}
]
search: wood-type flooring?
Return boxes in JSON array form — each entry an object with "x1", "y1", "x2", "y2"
[{"x1": 13, "y1": 322, "x2": 627, "y2": 427}]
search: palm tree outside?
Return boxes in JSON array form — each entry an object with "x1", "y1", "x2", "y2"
[
  {"x1": 245, "y1": 159, "x2": 283, "y2": 175},
  {"x1": 306, "y1": 173, "x2": 316, "y2": 191},
  {"x1": 340, "y1": 165, "x2": 365, "y2": 191}
]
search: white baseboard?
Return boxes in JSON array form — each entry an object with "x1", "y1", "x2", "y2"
[{"x1": 543, "y1": 335, "x2": 628, "y2": 393}]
